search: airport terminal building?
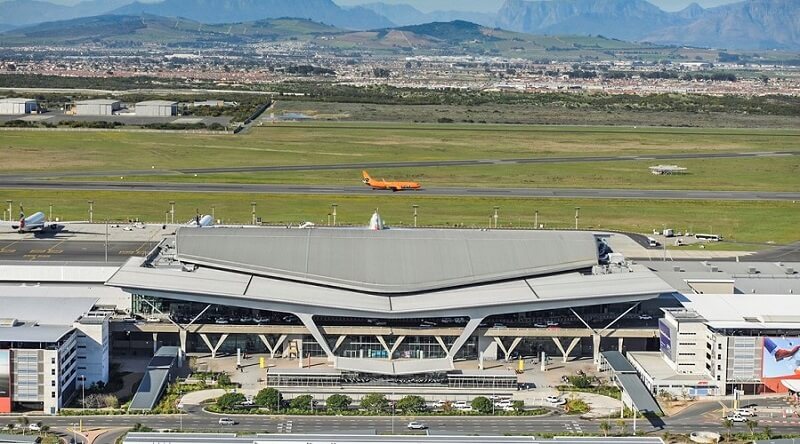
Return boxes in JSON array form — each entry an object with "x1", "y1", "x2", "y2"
[{"x1": 106, "y1": 227, "x2": 674, "y2": 378}]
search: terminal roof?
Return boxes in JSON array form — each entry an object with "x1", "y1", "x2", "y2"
[
  {"x1": 174, "y1": 227, "x2": 599, "y2": 294},
  {"x1": 677, "y1": 293, "x2": 800, "y2": 329}
]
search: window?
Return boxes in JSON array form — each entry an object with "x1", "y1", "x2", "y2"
[
  {"x1": 51, "y1": 380, "x2": 55, "y2": 387},
  {"x1": 51, "y1": 392, "x2": 56, "y2": 398},
  {"x1": 717, "y1": 354, "x2": 722, "y2": 360},
  {"x1": 51, "y1": 369, "x2": 55, "y2": 376},
  {"x1": 51, "y1": 358, "x2": 56, "y2": 364},
  {"x1": 718, "y1": 343, "x2": 722, "y2": 350},
  {"x1": 717, "y1": 365, "x2": 722, "y2": 370}
]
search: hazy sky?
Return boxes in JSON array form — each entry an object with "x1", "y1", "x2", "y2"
[{"x1": 40, "y1": 0, "x2": 743, "y2": 13}]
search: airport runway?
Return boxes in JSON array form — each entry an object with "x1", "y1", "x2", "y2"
[
  {"x1": 0, "y1": 239, "x2": 153, "y2": 262},
  {"x1": 0, "y1": 150, "x2": 796, "y2": 180},
  {"x1": 1, "y1": 180, "x2": 798, "y2": 201}
]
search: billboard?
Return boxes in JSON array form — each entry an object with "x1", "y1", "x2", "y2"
[
  {"x1": 659, "y1": 319, "x2": 677, "y2": 363},
  {"x1": 0, "y1": 350, "x2": 10, "y2": 413},
  {"x1": 762, "y1": 337, "x2": 800, "y2": 393}
]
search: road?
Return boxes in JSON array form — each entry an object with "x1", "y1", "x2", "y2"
[
  {"x1": 19, "y1": 408, "x2": 800, "y2": 436},
  {"x1": 1, "y1": 150, "x2": 797, "y2": 180},
  {"x1": 1, "y1": 180, "x2": 798, "y2": 201}
]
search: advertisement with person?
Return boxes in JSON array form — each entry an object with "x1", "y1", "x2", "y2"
[
  {"x1": 0, "y1": 350, "x2": 10, "y2": 413},
  {"x1": 762, "y1": 337, "x2": 800, "y2": 392}
]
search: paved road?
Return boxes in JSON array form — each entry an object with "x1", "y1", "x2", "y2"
[
  {"x1": 0, "y1": 239, "x2": 152, "y2": 262},
  {"x1": 18, "y1": 411, "x2": 800, "y2": 436},
  {"x1": 1, "y1": 180, "x2": 798, "y2": 201},
  {"x1": 1, "y1": 151, "x2": 797, "y2": 180}
]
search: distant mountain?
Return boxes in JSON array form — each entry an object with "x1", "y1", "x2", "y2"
[
  {"x1": 0, "y1": 24, "x2": 15, "y2": 32},
  {"x1": 0, "y1": 0, "x2": 131, "y2": 26},
  {"x1": 496, "y1": 0, "x2": 800, "y2": 49},
  {"x1": 395, "y1": 20, "x2": 500, "y2": 43},
  {"x1": 111, "y1": 0, "x2": 394, "y2": 30},
  {"x1": 646, "y1": 0, "x2": 800, "y2": 50},
  {"x1": 361, "y1": 2, "x2": 496, "y2": 27}
]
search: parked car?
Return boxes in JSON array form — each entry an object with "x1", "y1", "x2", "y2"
[
  {"x1": 145, "y1": 316, "x2": 160, "y2": 323},
  {"x1": 219, "y1": 418, "x2": 236, "y2": 425},
  {"x1": 638, "y1": 314, "x2": 653, "y2": 320},
  {"x1": 546, "y1": 321, "x2": 560, "y2": 327},
  {"x1": 546, "y1": 395, "x2": 567, "y2": 406},
  {"x1": 725, "y1": 413, "x2": 746, "y2": 423},
  {"x1": 407, "y1": 421, "x2": 428, "y2": 430},
  {"x1": 533, "y1": 322, "x2": 548, "y2": 328},
  {"x1": 494, "y1": 399, "x2": 513, "y2": 408},
  {"x1": 28, "y1": 424, "x2": 41, "y2": 432},
  {"x1": 735, "y1": 408, "x2": 756, "y2": 417}
]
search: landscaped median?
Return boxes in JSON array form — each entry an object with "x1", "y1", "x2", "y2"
[{"x1": 204, "y1": 388, "x2": 551, "y2": 417}]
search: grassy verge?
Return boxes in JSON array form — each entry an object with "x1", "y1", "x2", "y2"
[{"x1": 2, "y1": 190, "x2": 797, "y2": 246}]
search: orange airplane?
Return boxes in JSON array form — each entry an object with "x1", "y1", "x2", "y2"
[{"x1": 362, "y1": 171, "x2": 421, "y2": 192}]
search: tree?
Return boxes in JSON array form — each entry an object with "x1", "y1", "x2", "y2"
[
  {"x1": 568, "y1": 375, "x2": 593, "y2": 389},
  {"x1": 511, "y1": 400, "x2": 525, "y2": 413},
  {"x1": 396, "y1": 395, "x2": 426, "y2": 414},
  {"x1": 616, "y1": 418, "x2": 627, "y2": 435},
  {"x1": 326, "y1": 394, "x2": 351, "y2": 412},
  {"x1": 254, "y1": 388, "x2": 282, "y2": 410},
  {"x1": 762, "y1": 425, "x2": 772, "y2": 439},
  {"x1": 290, "y1": 395, "x2": 314, "y2": 411},
  {"x1": 722, "y1": 419, "x2": 733, "y2": 441},
  {"x1": 746, "y1": 419, "x2": 758, "y2": 437},
  {"x1": 216, "y1": 392, "x2": 246, "y2": 411},
  {"x1": 471, "y1": 396, "x2": 493, "y2": 414},
  {"x1": 599, "y1": 420, "x2": 610, "y2": 437},
  {"x1": 360, "y1": 393, "x2": 389, "y2": 414}
]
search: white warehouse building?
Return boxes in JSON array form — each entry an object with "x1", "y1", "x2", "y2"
[
  {"x1": 0, "y1": 98, "x2": 38, "y2": 115},
  {"x1": 136, "y1": 100, "x2": 178, "y2": 117},
  {"x1": 73, "y1": 99, "x2": 122, "y2": 116}
]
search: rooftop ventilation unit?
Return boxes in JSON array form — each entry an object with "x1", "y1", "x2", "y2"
[
  {"x1": 786, "y1": 267, "x2": 796, "y2": 275},
  {"x1": 710, "y1": 266, "x2": 719, "y2": 273},
  {"x1": 0, "y1": 318, "x2": 19, "y2": 327},
  {"x1": 748, "y1": 266, "x2": 758, "y2": 274}
]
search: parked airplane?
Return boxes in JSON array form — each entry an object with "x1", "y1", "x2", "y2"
[
  {"x1": 362, "y1": 171, "x2": 421, "y2": 191},
  {"x1": 186, "y1": 214, "x2": 214, "y2": 227},
  {"x1": 11, "y1": 210, "x2": 49, "y2": 233}
]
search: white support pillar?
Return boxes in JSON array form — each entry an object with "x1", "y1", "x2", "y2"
[
  {"x1": 505, "y1": 337, "x2": 523, "y2": 361},
  {"x1": 618, "y1": 337, "x2": 624, "y2": 353},
  {"x1": 332, "y1": 335, "x2": 347, "y2": 353},
  {"x1": 552, "y1": 337, "x2": 566, "y2": 359},
  {"x1": 388, "y1": 336, "x2": 405, "y2": 361},
  {"x1": 434, "y1": 336, "x2": 449, "y2": 354},
  {"x1": 295, "y1": 313, "x2": 335, "y2": 362},
  {"x1": 593, "y1": 333, "x2": 602, "y2": 365},
  {"x1": 152, "y1": 333, "x2": 159, "y2": 355},
  {"x1": 448, "y1": 316, "x2": 485, "y2": 359},
  {"x1": 376, "y1": 336, "x2": 390, "y2": 359},
  {"x1": 493, "y1": 337, "x2": 509, "y2": 360},
  {"x1": 179, "y1": 330, "x2": 187, "y2": 353},
  {"x1": 564, "y1": 338, "x2": 581, "y2": 363},
  {"x1": 199, "y1": 333, "x2": 229, "y2": 359}
]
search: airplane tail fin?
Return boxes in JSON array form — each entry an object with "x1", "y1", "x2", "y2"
[{"x1": 362, "y1": 170, "x2": 372, "y2": 184}]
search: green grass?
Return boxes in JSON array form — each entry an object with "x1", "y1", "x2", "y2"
[
  {"x1": 1, "y1": 189, "x2": 797, "y2": 245},
  {"x1": 3, "y1": 124, "x2": 800, "y2": 174}
]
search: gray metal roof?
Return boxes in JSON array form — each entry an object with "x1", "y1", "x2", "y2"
[
  {"x1": 75, "y1": 99, "x2": 120, "y2": 105},
  {"x1": 616, "y1": 373, "x2": 664, "y2": 415},
  {"x1": 601, "y1": 351, "x2": 636, "y2": 373},
  {"x1": 0, "y1": 296, "x2": 96, "y2": 343},
  {"x1": 128, "y1": 346, "x2": 180, "y2": 411},
  {"x1": 136, "y1": 100, "x2": 177, "y2": 106},
  {"x1": 175, "y1": 228, "x2": 599, "y2": 294},
  {"x1": 0, "y1": 98, "x2": 36, "y2": 103}
]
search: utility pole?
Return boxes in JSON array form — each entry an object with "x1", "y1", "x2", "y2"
[
  {"x1": 251, "y1": 202, "x2": 257, "y2": 225},
  {"x1": 412, "y1": 204, "x2": 419, "y2": 228},
  {"x1": 87, "y1": 200, "x2": 94, "y2": 224},
  {"x1": 575, "y1": 207, "x2": 580, "y2": 230},
  {"x1": 169, "y1": 201, "x2": 176, "y2": 225}
]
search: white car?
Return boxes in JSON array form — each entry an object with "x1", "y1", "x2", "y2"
[
  {"x1": 725, "y1": 413, "x2": 746, "y2": 423},
  {"x1": 407, "y1": 421, "x2": 428, "y2": 430},
  {"x1": 546, "y1": 321, "x2": 560, "y2": 327},
  {"x1": 546, "y1": 396, "x2": 567, "y2": 406},
  {"x1": 218, "y1": 418, "x2": 236, "y2": 426},
  {"x1": 145, "y1": 316, "x2": 160, "y2": 323},
  {"x1": 28, "y1": 424, "x2": 41, "y2": 432},
  {"x1": 638, "y1": 314, "x2": 654, "y2": 320},
  {"x1": 735, "y1": 408, "x2": 755, "y2": 417},
  {"x1": 533, "y1": 322, "x2": 548, "y2": 328},
  {"x1": 494, "y1": 399, "x2": 513, "y2": 408}
]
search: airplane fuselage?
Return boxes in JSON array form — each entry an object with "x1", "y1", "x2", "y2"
[{"x1": 11, "y1": 211, "x2": 46, "y2": 232}]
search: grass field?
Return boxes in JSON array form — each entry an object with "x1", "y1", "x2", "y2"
[
  {"x1": 2, "y1": 124, "x2": 799, "y2": 174},
  {"x1": 1, "y1": 190, "x2": 797, "y2": 247}
]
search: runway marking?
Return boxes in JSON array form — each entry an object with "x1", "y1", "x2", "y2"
[
  {"x1": 29, "y1": 249, "x2": 48, "y2": 254},
  {"x1": 119, "y1": 250, "x2": 135, "y2": 255},
  {"x1": 0, "y1": 248, "x2": 16, "y2": 253}
]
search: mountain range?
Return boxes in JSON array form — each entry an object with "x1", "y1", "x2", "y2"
[{"x1": 0, "y1": 0, "x2": 798, "y2": 49}]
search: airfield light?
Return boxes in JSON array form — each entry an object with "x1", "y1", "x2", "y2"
[
  {"x1": 251, "y1": 202, "x2": 257, "y2": 225},
  {"x1": 412, "y1": 204, "x2": 419, "y2": 228},
  {"x1": 87, "y1": 200, "x2": 94, "y2": 224},
  {"x1": 331, "y1": 204, "x2": 338, "y2": 226},
  {"x1": 169, "y1": 201, "x2": 176, "y2": 224},
  {"x1": 575, "y1": 207, "x2": 581, "y2": 230},
  {"x1": 493, "y1": 206, "x2": 499, "y2": 229}
]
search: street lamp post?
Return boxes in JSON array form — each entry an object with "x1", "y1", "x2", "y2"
[
  {"x1": 211, "y1": 205, "x2": 215, "y2": 221},
  {"x1": 87, "y1": 201, "x2": 94, "y2": 224},
  {"x1": 412, "y1": 205, "x2": 419, "y2": 228},
  {"x1": 327, "y1": 213, "x2": 331, "y2": 226},
  {"x1": 169, "y1": 201, "x2": 176, "y2": 224}
]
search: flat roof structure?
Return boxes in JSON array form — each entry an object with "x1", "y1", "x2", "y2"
[
  {"x1": 0, "y1": 296, "x2": 97, "y2": 343},
  {"x1": 129, "y1": 346, "x2": 181, "y2": 411},
  {"x1": 107, "y1": 227, "x2": 674, "y2": 374},
  {"x1": 644, "y1": 261, "x2": 800, "y2": 295},
  {"x1": 616, "y1": 373, "x2": 664, "y2": 415},
  {"x1": 123, "y1": 432, "x2": 666, "y2": 444},
  {"x1": 672, "y1": 293, "x2": 800, "y2": 330},
  {"x1": 75, "y1": 99, "x2": 121, "y2": 105},
  {"x1": 600, "y1": 351, "x2": 636, "y2": 373},
  {"x1": 136, "y1": 100, "x2": 178, "y2": 106}
]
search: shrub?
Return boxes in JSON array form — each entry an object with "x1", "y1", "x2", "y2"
[
  {"x1": 360, "y1": 393, "x2": 389, "y2": 414},
  {"x1": 568, "y1": 375, "x2": 593, "y2": 389},
  {"x1": 290, "y1": 395, "x2": 314, "y2": 411},
  {"x1": 396, "y1": 395, "x2": 426, "y2": 414},
  {"x1": 471, "y1": 396, "x2": 493, "y2": 414},
  {"x1": 216, "y1": 392, "x2": 246, "y2": 411},
  {"x1": 326, "y1": 394, "x2": 351, "y2": 412},
  {"x1": 254, "y1": 388, "x2": 281, "y2": 410}
]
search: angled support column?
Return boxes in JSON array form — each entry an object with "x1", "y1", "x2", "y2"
[
  {"x1": 152, "y1": 333, "x2": 158, "y2": 355},
  {"x1": 448, "y1": 316, "x2": 485, "y2": 359},
  {"x1": 505, "y1": 337, "x2": 523, "y2": 361},
  {"x1": 179, "y1": 330, "x2": 187, "y2": 353},
  {"x1": 599, "y1": 302, "x2": 641, "y2": 336},
  {"x1": 378, "y1": 336, "x2": 405, "y2": 361},
  {"x1": 618, "y1": 337, "x2": 624, "y2": 352},
  {"x1": 564, "y1": 338, "x2": 582, "y2": 363},
  {"x1": 332, "y1": 335, "x2": 347, "y2": 353},
  {"x1": 199, "y1": 333, "x2": 229, "y2": 359},
  {"x1": 592, "y1": 334, "x2": 602, "y2": 365},
  {"x1": 493, "y1": 337, "x2": 509, "y2": 360},
  {"x1": 258, "y1": 334, "x2": 288, "y2": 360},
  {"x1": 434, "y1": 336, "x2": 448, "y2": 354},
  {"x1": 295, "y1": 313, "x2": 334, "y2": 362},
  {"x1": 376, "y1": 336, "x2": 390, "y2": 359}
]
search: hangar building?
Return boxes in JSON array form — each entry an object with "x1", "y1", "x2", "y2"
[
  {"x1": 136, "y1": 100, "x2": 178, "y2": 117},
  {"x1": 0, "y1": 98, "x2": 38, "y2": 115},
  {"x1": 73, "y1": 99, "x2": 122, "y2": 116}
]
